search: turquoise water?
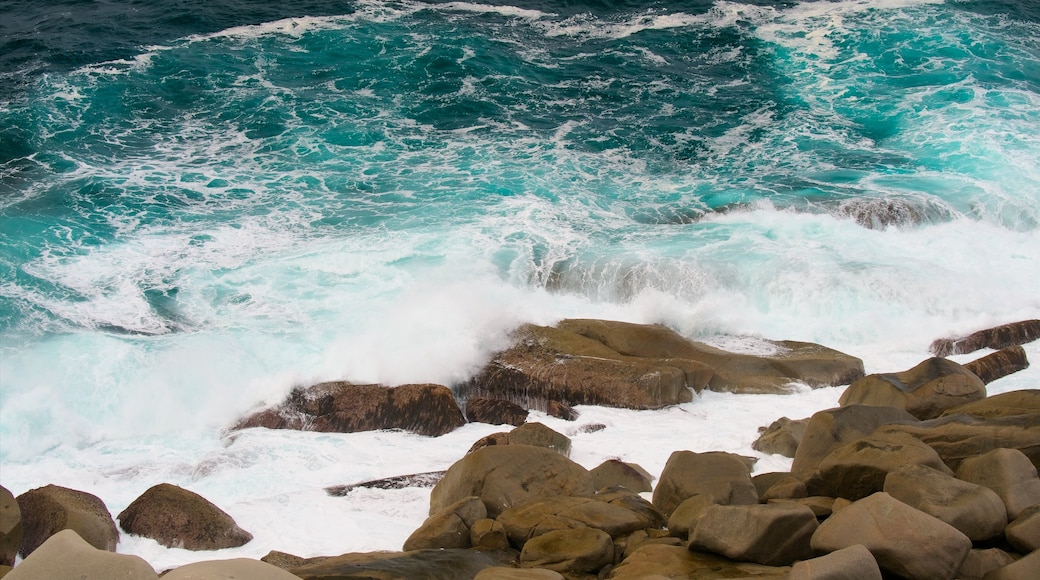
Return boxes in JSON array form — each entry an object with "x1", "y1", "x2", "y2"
[{"x1": 1, "y1": 0, "x2": 1039, "y2": 461}]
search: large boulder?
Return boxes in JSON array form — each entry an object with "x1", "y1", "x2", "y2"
[
  {"x1": 687, "y1": 503, "x2": 818, "y2": 566},
  {"x1": 788, "y1": 544, "x2": 882, "y2": 580},
  {"x1": 871, "y1": 413, "x2": 1040, "y2": 472},
  {"x1": 162, "y1": 558, "x2": 302, "y2": 580},
  {"x1": 0, "y1": 486, "x2": 20, "y2": 567},
  {"x1": 232, "y1": 382, "x2": 466, "y2": 437},
  {"x1": 839, "y1": 357, "x2": 986, "y2": 420},
  {"x1": 607, "y1": 543, "x2": 789, "y2": 579},
  {"x1": 883, "y1": 464, "x2": 1007, "y2": 541},
  {"x1": 940, "y1": 389, "x2": 1040, "y2": 419},
  {"x1": 118, "y1": 483, "x2": 252, "y2": 551},
  {"x1": 497, "y1": 494, "x2": 657, "y2": 548},
  {"x1": 4, "y1": 529, "x2": 156, "y2": 580},
  {"x1": 1004, "y1": 503, "x2": 1040, "y2": 554},
  {"x1": 790, "y1": 405, "x2": 919, "y2": 479},
  {"x1": 753, "y1": 417, "x2": 809, "y2": 458},
  {"x1": 15, "y1": 484, "x2": 118, "y2": 558},
  {"x1": 652, "y1": 451, "x2": 757, "y2": 518},
  {"x1": 956, "y1": 448, "x2": 1040, "y2": 520},
  {"x1": 964, "y1": 346, "x2": 1030, "y2": 385},
  {"x1": 403, "y1": 496, "x2": 486, "y2": 551},
  {"x1": 289, "y1": 549, "x2": 506, "y2": 580},
  {"x1": 429, "y1": 445, "x2": 594, "y2": 518},
  {"x1": 518, "y1": 527, "x2": 613, "y2": 574},
  {"x1": 811, "y1": 492, "x2": 972, "y2": 580},
  {"x1": 466, "y1": 397, "x2": 529, "y2": 426},
  {"x1": 929, "y1": 319, "x2": 1040, "y2": 357},
  {"x1": 817, "y1": 432, "x2": 952, "y2": 500},
  {"x1": 589, "y1": 460, "x2": 653, "y2": 493}
]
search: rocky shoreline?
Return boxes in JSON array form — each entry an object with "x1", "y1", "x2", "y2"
[{"x1": 1, "y1": 319, "x2": 1038, "y2": 579}]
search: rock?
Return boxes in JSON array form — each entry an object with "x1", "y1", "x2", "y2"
[
  {"x1": 325, "y1": 471, "x2": 445, "y2": 496},
  {"x1": 688, "y1": 503, "x2": 818, "y2": 566},
  {"x1": 545, "y1": 400, "x2": 578, "y2": 421},
  {"x1": 592, "y1": 488, "x2": 667, "y2": 531},
  {"x1": 474, "y1": 568, "x2": 565, "y2": 580},
  {"x1": 519, "y1": 527, "x2": 613, "y2": 574},
  {"x1": 883, "y1": 464, "x2": 1007, "y2": 541},
  {"x1": 839, "y1": 357, "x2": 986, "y2": 420},
  {"x1": 982, "y1": 548, "x2": 1040, "y2": 580},
  {"x1": 652, "y1": 451, "x2": 757, "y2": 517},
  {"x1": 790, "y1": 405, "x2": 918, "y2": 479},
  {"x1": 497, "y1": 494, "x2": 657, "y2": 549},
  {"x1": 788, "y1": 544, "x2": 882, "y2": 580},
  {"x1": 666, "y1": 495, "x2": 716, "y2": 539},
  {"x1": 470, "y1": 518, "x2": 510, "y2": 551},
  {"x1": 940, "y1": 389, "x2": 1040, "y2": 419},
  {"x1": 505, "y1": 423, "x2": 572, "y2": 456},
  {"x1": 289, "y1": 549, "x2": 506, "y2": 580},
  {"x1": 958, "y1": 548, "x2": 1017, "y2": 580},
  {"x1": 766, "y1": 496, "x2": 835, "y2": 519},
  {"x1": 117, "y1": 483, "x2": 252, "y2": 551},
  {"x1": 232, "y1": 382, "x2": 466, "y2": 437},
  {"x1": 872, "y1": 413, "x2": 1040, "y2": 472},
  {"x1": 1003, "y1": 502, "x2": 1040, "y2": 553},
  {"x1": 261, "y1": 550, "x2": 327, "y2": 571},
  {"x1": 429, "y1": 445, "x2": 594, "y2": 518},
  {"x1": 404, "y1": 496, "x2": 486, "y2": 551},
  {"x1": 15, "y1": 484, "x2": 118, "y2": 558},
  {"x1": 810, "y1": 492, "x2": 972, "y2": 580},
  {"x1": 956, "y1": 448, "x2": 1040, "y2": 520},
  {"x1": 589, "y1": 460, "x2": 653, "y2": 493},
  {"x1": 816, "y1": 432, "x2": 952, "y2": 500},
  {"x1": 162, "y1": 558, "x2": 302, "y2": 580},
  {"x1": 4, "y1": 529, "x2": 156, "y2": 580},
  {"x1": 607, "y1": 543, "x2": 789, "y2": 579},
  {"x1": 964, "y1": 346, "x2": 1030, "y2": 384},
  {"x1": 0, "y1": 486, "x2": 20, "y2": 567},
  {"x1": 753, "y1": 417, "x2": 809, "y2": 458},
  {"x1": 930, "y1": 319, "x2": 1040, "y2": 357},
  {"x1": 466, "y1": 397, "x2": 529, "y2": 426}
]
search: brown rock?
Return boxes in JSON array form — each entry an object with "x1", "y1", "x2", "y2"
[
  {"x1": 162, "y1": 558, "x2": 302, "y2": 580},
  {"x1": 1003, "y1": 502, "x2": 1040, "y2": 554},
  {"x1": 4, "y1": 529, "x2": 156, "y2": 580},
  {"x1": 466, "y1": 397, "x2": 529, "y2": 426},
  {"x1": 872, "y1": 413, "x2": 1040, "y2": 472},
  {"x1": 956, "y1": 448, "x2": 1040, "y2": 520},
  {"x1": 930, "y1": 319, "x2": 1040, "y2": 357},
  {"x1": 117, "y1": 483, "x2": 252, "y2": 551},
  {"x1": 429, "y1": 445, "x2": 594, "y2": 518},
  {"x1": 688, "y1": 503, "x2": 818, "y2": 566},
  {"x1": 289, "y1": 549, "x2": 506, "y2": 580},
  {"x1": 753, "y1": 417, "x2": 809, "y2": 458},
  {"x1": 666, "y1": 495, "x2": 716, "y2": 539},
  {"x1": 232, "y1": 382, "x2": 466, "y2": 437},
  {"x1": 260, "y1": 550, "x2": 328, "y2": 571},
  {"x1": 592, "y1": 488, "x2": 667, "y2": 531},
  {"x1": 788, "y1": 544, "x2": 882, "y2": 580},
  {"x1": 403, "y1": 511, "x2": 470, "y2": 551},
  {"x1": 474, "y1": 568, "x2": 565, "y2": 580},
  {"x1": 940, "y1": 389, "x2": 1040, "y2": 419},
  {"x1": 652, "y1": 451, "x2": 757, "y2": 517},
  {"x1": 982, "y1": 548, "x2": 1040, "y2": 580},
  {"x1": 497, "y1": 495, "x2": 654, "y2": 549},
  {"x1": 964, "y1": 346, "x2": 1030, "y2": 384},
  {"x1": 0, "y1": 486, "x2": 20, "y2": 567},
  {"x1": 883, "y1": 464, "x2": 1007, "y2": 541},
  {"x1": 790, "y1": 405, "x2": 918, "y2": 479},
  {"x1": 759, "y1": 476, "x2": 807, "y2": 501},
  {"x1": 810, "y1": 492, "x2": 972, "y2": 580},
  {"x1": 958, "y1": 548, "x2": 1017, "y2": 580},
  {"x1": 544, "y1": 400, "x2": 578, "y2": 421},
  {"x1": 817, "y1": 432, "x2": 951, "y2": 500},
  {"x1": 607, "y1": 543, "x2": 789, "y2": 579},
  {"x1": 839, "y1": 357, "x2": 986, "y2": 420},
  {"x1": 324, "y1": 470, "x2": 445, "y2": 496},
  {"x1": 767, "y1": 496, "x2": 835, "y2": 519},
  {"x1": 505, "y1": 422, "x2": 572, "y2": 456},
  {"x1": 15, "y1": 484, "x2": 118, "y2": 558},
  {"x1": 470, "y1": 519, "x2": 510, "y2": 551},
  {"x1": 519, "y1": 527, "x2": 613, "y2": 574},
  {"x1": 589, "y1": 460, "x2": 653, "y2": 493}
]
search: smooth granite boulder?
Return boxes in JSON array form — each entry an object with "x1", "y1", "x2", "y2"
[
  {"x1": 788, "y1": 544, "x2": 882, "y2": 580},
  {"x1": 162, "y1": 558, "x2": 302, "y2": 580},
  {"x1": 753, "y1": 417, "x2": 809, "y2": 458},
  {"x1": 872, "y1": 413, "x2": 1040, "y2": 472},
  {"x1": 1003, "y1": 502, "x2": 1040, "y2": 554},
  {"x1": 15, "y1": 484, "x2": 118, "y2": 558},
  {"x1": 940, "y1": 389, "x2": 1040, "y2": 419},
  {"x1": 470, "y1": 518, "x2": 510, "y2": 551},
  {"x1": 981, "y1": 548, "x2": 1040, "y2": 580},
  {"x1": 956, "y1": 448, "x2": 1040, "y2": 520},
  {"x1": 687, "y1": 503, "x2": 818, "y2": 566},
  {"x1": 883, "y1": 464, "x2": 1007, "y2": 541},
  {"x1": 465, "y1": 397, "x2": 529, "y2": 426},
  {"x1": 519, "y1": 527, "x2": 613, "y2": 574},
  {"x1": 429, "y1": 445, "x2": 594, "y2": 518},
  {"x1": 118, "y1": 483, "x2": 252, "y2": 551},
  {"x1": 958, "y1": 548, "x2": 1017, "y2": 580},
  {"x1": 589, "y1": 459, "x2": 653, "y2": 493},
  {"x1": 811, "y1": 492, "x2": 972, "y2": 580},
  {"x1": 0, "y1": 486, "x2": 20, "y2": 567},
  {"x1": 652, "y1": 451, "x2": 757, "y2": 517},
  {"x1": 839, "y1": 357, "x2": 986, "y2": 420},
  {"x1": 5, "y1": 529, "x2": 156, "y2": 580},
  {"x1": 232, "y1": 382, "x2": 466, "y2": 437},
  {"x1": 790, "y1": 405, "x2": 919, "y2": 479},
  {"x1": 404, "y1": 495, "x2": 486, "y2": 551},
  {"x1": 289, "y1": 549, "x2": 506, "y2": 580},
  {"x1": 930, "y1": 319, "x2": 1040, "y2": 357},
  {"x1": 607, "y1": 543, "x2": 789, "y2": 579},
  {"x1": 817, "y1": 432, "x2": 951, "y2": 500}
]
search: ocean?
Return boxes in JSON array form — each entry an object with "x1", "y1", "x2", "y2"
[{"x1": 1, "y1": 0, "x2": 1039, "y2": 569}]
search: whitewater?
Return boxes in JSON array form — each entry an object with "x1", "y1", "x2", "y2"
[{"x1": 1, "y1": 0, "x2": 1039, "y2": 570}]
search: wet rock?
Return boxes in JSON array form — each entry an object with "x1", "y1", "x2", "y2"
[
  {"x1": 955, "y1": 448, "x2": 1040, "y2": 519},
  {"x1": 687, "y1": 503, "x2": 818, "y2": 566},
  {"x1": 118, "y1": 483, "x2": 252, "y2": 551},
  {"x1": 429, "y1": 445, "x2": 594, "y2": 519},
  {"x1": 883, "y1": 464, "x2": 1007, "y2": 541},
  {"x1": 652, "y1": 451, "x2": 757, "y2": 518},
  {"x1": 788, "y1": 544, "x2": 882, "y2": 580},
  {"x1": 466, "y1": 397, "x2": 529, "y2": 426},
  {"x1": 930, "y1": 319, "x2": 1040, "y2": 357},
  {"x1": 15, "y1": 484, "x2": 118, "y2": 558},
  {"x1": 839, "y1": 357, "x2": 986, "y2": 420},
  {"x1": 325, "y1": 471, "x2": 445, "y2": 496},
  {"x1": 232, "y1": 382, "x2": 466, "y2": 437},
  {"x1": 4, "y1": 529, "x2": 156, "y2": 580},
  {"x1": 468, "y1": 422, "x2": 571, "y2": 456},
  {"x1": 753, "y1": 417, "x2": 808, "y2": 458},
  {"x1": 811, "y1": 492, "x2": 972, "y2": 580},
  {"x1": 964, "y1": 346, "x2": 1029, "y2": 384}
]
